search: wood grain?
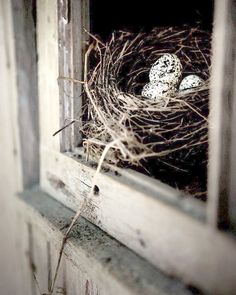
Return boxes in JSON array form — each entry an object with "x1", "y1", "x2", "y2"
[
  {"x1": 41, "y1": 148, "x2": 236, "y2": 295},
  {"x1": 57, "y1": 0, "x2": 89, "y2": 151},
  {"x1": 0, "y1": 1, "x2": 31, "y2": 294},
  {"x1": 208, "y1": 0, "x2": 236, "y2": 230},
  {"x1": 19, "y1": 188, "x2": 192, "y2": 295},
  {"x1": 11, "y1": 0, "x2": 39, "y2": 188},
  {"x1": 37, "y1": 0, "x2": 60, "y2": 152}
]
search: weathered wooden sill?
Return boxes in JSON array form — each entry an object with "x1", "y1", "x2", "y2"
[{"x1": 18, "y1": 187, "x2": 192, "y2": 295}]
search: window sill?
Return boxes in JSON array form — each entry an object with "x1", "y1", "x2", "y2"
[{"x1": 18, "y1": 187, "x2": 191, "y2": 295}]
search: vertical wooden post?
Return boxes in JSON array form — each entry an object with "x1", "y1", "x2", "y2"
[
  {"x1": 58, "y1": 0, "x2": 89, "y2": 152},
  {"x1": 208, "y1": 0, "x2": 236, "y2": 230},
  {"x1": 11, "y1": 0, "x2": 39, "y2": 188},
  {"x1": 58, "y1": 0, "x2": 74, "y2": 152},
  {"x1": 228, "y1": 1, "x2": 236, "y2": 230},
  {"x1": 71, "y1": 0, "x2": 90, "y2": 148}
]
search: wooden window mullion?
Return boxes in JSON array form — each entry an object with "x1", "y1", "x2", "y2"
[
  {"x1": 58, "y1": 0, "x2": 73, "y2": 152},
  {"x1": 58, "y1": 0, "x2": 89, "y2": 151},
  {"x1": 208, "y1": 0, "x2": 236, "y2": 230},
  {"x1": 71, "y1": 0, "x2": 90, "y2": 148}
]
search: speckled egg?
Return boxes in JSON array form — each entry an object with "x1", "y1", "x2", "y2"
[
  {"x1": 141, "y1": 81, "x2": 176, "y2": 101},
  {"x1": 179, "y1": 75, "x2": 204, "y2": 92},
  {"x1": 149, "y1": 54, "x2": 182, "y2": 85}
]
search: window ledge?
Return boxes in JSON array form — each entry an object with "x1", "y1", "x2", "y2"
[{"x1": 18, "y1": 187, "x2": 192, "y2": 295}]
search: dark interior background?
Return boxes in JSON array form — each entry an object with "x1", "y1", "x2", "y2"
[
  {"x1": 89, "y1": 0, "x2": 213, "y2": 201},
  {"x1": 90, "y1": 0, "x2": 214, "y2": 41}
]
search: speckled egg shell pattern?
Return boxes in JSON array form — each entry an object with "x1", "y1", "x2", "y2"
[
  {"x1": 179, "y1": 75, "x2": 204, "y2": 92},
  {"x1": 141, "y1": 81, "x2": 176, "y2": 101},
  {"x1": 149, "y1": 54, "x2": 182, "y2": 85}
]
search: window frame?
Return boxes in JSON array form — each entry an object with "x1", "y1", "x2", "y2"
[
  {"x1": 207, "y1": 0, "x2": 236, "y2": 231},
  {"x1": 38, "y1": 0, "x2": 236, "y2": 293}
]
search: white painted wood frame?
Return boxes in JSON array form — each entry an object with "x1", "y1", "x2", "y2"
[
  {"x1": 18, "y1": 188, "x2": 192, "y2": 295},
  {"x1": 38, "y1": 0, "x2": 236, "y2": 294}
]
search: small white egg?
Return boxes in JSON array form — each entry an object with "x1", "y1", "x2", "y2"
[
  {"x1": 141, "y1": 81, "x2": 176, "y2": 101},
  {"x1": 149, "y1": 53, "x2": 182, "y2": 85},
  {"x1": 179, "y1": 75, "x2": 204, "y2": 92}
]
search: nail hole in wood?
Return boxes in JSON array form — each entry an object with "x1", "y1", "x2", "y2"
[{"x1": 93, "y1": 185, "x2": 100, "y2": 195}]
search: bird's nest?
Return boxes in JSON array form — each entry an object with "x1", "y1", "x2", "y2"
[{"x1": 76, "y1": 27, "x2": 211, "y2": 198}]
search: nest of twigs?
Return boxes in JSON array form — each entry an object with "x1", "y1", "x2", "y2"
[{"x1": 80, "y1": 27, "x2": 211, "y2": 198}]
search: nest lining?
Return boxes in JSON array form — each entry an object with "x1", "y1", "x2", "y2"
[{"x1": 77, "y1": 27, "x2": 211, "y2": 199}]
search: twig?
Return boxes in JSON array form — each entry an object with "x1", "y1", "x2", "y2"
[
  {"x1": 49, "y1": 140, "x2": 119, "y2": 294},
  {"x1": 53, "y1": 120, "x2": 75, "y2": 137}
]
